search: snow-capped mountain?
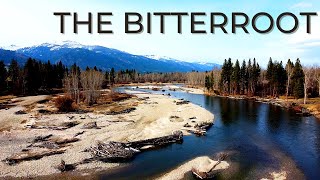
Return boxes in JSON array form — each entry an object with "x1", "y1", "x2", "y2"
[
  {"x1": 0, "y1": 45, "x2": 22, "y2": 51},
  {"x1": 0, "y1": 41, "x2": 220, "y2": 72}
]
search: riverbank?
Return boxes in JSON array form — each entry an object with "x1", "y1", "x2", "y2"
[
  {"x1": 218, "y1": 95, "x2": 320, "y2": 120},
  {"x1": 180, "y1": 84, "x2": 320, "y2": 120},
  {"x1": 0, "y1": 87, "x2": 213, "y2": 178}
]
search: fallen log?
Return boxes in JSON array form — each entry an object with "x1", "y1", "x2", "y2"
[
  {"x1": 176, "y1": 100, "x2": 190, "y2": 105},
  {"x1": 194, "y1": 122, "x2": 213, "y2": 130},
  {"x1": 87, "y1": 141, "x2": 139, "y2": 162},
  {"x1": 29, "y1": 121, "x2": 80, "y2": 131},
  {"x1": 74, "y1": 131, "x2": 86, "y2": 137},
  {"x1": 106, "y1": 107, "x2": 136, "y2": 115},
  {"x1": 32, "y1": 141, "x2": 60, "y2": 149},
  {"x1": 33, "y1": 134, "x2": 53, "y2": 143},
  {"x1": 127, "y1": 130, "x2": 183, "y2": 149},
  {"x1": 188, "y1": 129, "x2": 206, "y2": 136},
  {"x1": 29, "y1": 125, "x2": 68, "y2": 131},
  {"x1": 4, "y1": 148, "x2": 66, "y2": 165},
  {"x1": 82, "y1": 122, "x2": 100, "y2": 129},
  {"x1": 52, "y1": 137, "x2": 80, "y2": 145},
  {"x1": 87, "y1": 131, "x2": 183, "y2": 162}
]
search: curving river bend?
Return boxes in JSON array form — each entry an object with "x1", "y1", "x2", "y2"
[{"x1": 101, "y1": 86, "x2": 320, "y2": 180}]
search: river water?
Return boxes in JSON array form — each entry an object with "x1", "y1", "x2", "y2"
[{"x1": 101, "y1": 86, "x2": 320, "y2": 180}]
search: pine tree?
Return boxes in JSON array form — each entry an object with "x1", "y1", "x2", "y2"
[
  {"x1": 292, "y1": 59, "x2": 305, "y2": 98},
  {"x1": 247, "y1": 59, "x2": 253, "y2": 95},
  {"x1": 249, "y1": 58, "x2": 261, "y2": 96},
  {"x1": 24, "y1": 58, "x2": 41, "y2": 94},
  {"x1": 266, "y1": 58, "x2": 274, "y2": 96},
  {"x1": 240, "y1": 60, "x2": 247, "y2": 94},
  {"x1": 8, "y1": 60, "x2": 21, "y2": 94},
  {"x1": 110, "y1": 68, "x2": 115, "y2": 86},
  {"x1": 285, "y1": 59, "x2": 294, "y2": 100},
  {"x1": 231, "y1": 60, "x2": 240, "y2": 94},
  {"x1": 103, "y1": 71, "x2": 110, "y2": 89},
  {"x1": 56, "y1": 61, "x2": 65, "y2": 88},
  {"x1": 220, "y1": 58, "x2": 233, "y2": 94},
  {"x1": 0, "y1": 61, "x2": 7, "y2": 94}
]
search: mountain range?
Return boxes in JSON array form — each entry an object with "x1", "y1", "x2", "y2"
[{"x1": 0, "y1": 41, "x2": 220, "y2": 73}]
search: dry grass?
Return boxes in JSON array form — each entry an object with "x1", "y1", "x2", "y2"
[
  {"x1": 279, "y1": 96, "x2": 295, "y2": 100},
  {"x1": 0, "y1": 95, "x2": 17, "y2": 109},
  {"x1": 54, "y1": 96, "x2": 77, "y2": 112},
  {"x1": 0, "y1": 95, "x2": 16, "y2": 102},
  {"x1": 97, "y1": 92, "x2": 134, "y2": 104}
]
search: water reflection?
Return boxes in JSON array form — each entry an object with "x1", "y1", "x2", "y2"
[{"x1": 106, "y1": 87, "x2": 320, "y2": 179}]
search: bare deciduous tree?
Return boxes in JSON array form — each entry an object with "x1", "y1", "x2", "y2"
[
  {"x1": 315, "y1": 66, "x2": 320, "y2": 97},
  {"x1": 303, "y1": 67, "x2": 315, "y2": 104},
  {"x1": 63, "y1": 69, "x2": 80, "y2": 104},
  {"x1": 81, "y1": 69, "x2": 104, "y2": 105}
]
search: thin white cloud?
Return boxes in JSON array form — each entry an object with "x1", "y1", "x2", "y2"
[
  {"x1": 303, "y1": 41, "x2": 320, "y2": 47},
  {"x1": 291, "y1": 2, "x2": 313, "y2": 9}
]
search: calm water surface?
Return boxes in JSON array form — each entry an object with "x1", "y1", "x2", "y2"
[{"x1": 100, "y1": 86, "x2": 320, "y2": 180}]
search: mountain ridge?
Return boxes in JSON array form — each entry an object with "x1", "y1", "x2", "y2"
[{"x1": 0, "y1": 41, "x2": 221, "y2": 72}]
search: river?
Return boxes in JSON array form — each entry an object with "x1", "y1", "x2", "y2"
[{"x1": 100, "y1": 86, "x2": 320, "y2": 179}]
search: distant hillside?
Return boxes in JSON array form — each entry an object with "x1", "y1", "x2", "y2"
[
  {"x1": 0, "y1": 49, "x2": 28, "y2": 65},
  {"x1": 0, "y1": 41, "x2": 220, "y2": 72}
]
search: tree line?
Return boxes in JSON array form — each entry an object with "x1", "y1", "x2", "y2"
[
  {"x1": 0, "y1": 59, "x2": 189, "y2": 105},
  {"x1": 0, "y1": 58, "x2": 66, "y2": 95},
  {"x1": 204, "y1": 58, "x2": 320, "y2": 103},
  {"x1": 1, "y1": 57, "x2": 319, "y2": 104}
]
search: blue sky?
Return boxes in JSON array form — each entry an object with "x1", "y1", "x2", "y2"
[{"x1": 0, "y1": 0, "x2": 319, "y2": 67}]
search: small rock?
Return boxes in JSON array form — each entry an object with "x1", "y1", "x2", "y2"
[
  {"x1": 15, "y1": 110, "x2": 27, "y2": 115},
  {"x1": 82, "y1": 122, "x2": 99, "y2": 129},
  {"x1": 183, "y1": 123, "x2": 192, "y2": 128}
]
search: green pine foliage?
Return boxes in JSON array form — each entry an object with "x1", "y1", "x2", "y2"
[
  {"x1": 221, "y1": 58, "x2": 261, "y2": 96},
  {"x1": 291, "y1": 59, "x2": 305, "y2": 98},
  {"x1": 0, "y1": 61, "x2": 7, "y2": 94}
]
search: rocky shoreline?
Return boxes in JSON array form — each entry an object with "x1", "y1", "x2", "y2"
[{"x1": 0, "y1": 86, "x2": 214, "y2": 178}]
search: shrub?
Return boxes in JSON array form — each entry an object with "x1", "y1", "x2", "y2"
[{"x1": 55, "y1": 96, "x2": 76, "y2": 112}]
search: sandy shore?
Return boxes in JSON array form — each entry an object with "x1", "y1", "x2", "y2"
[
  {"x1": 156, "y1": 156, "x2": 229, "y2": 180},
  {"x1": 0, "y1": 88, "x2": 213, "y2": 178}
]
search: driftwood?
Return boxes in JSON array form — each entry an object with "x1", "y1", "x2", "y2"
[
  {"x1": 28, "y1": 136, "x2": 80, "y2": 149},
  {"x1": 192, "y1": 153, "x2": 228, "y2": 179},
  {"x1": 29, "y1": 121, "x2": 80, "y2": 131},
  {"x1": 194, "y1": 122, "x2": 213, "y2": 130},
  {"x1": 82, "y1": 122, "x2": 100, "y2": 129},
  {"x1": 33, "y1": 134, "x2": 53, "y2": 143},
  {"x1": 176, "y1": 100, "x2": 190, "y2": 105},
  {"x1": 33, "y1": 141, "x2": 60, "y2": 149},
  {"x1": 4, "y1": 148, "x2": 67, "y2": 165},
  {"x1": 86, "y1": 131, "x2": 183, "y2": 162},
  {"x1": 188, "y1": 129, "x2": 207, "y2": 136},
  {"x1": 15, "y1": 110, "x2": 27, "y2": 115},
  {"x1": 74, "y1": 131, "x2": 86, "y2": 137},
  {"x1": 127, "y1": 130, "x2": 183, "y2": 149},
  {"x1": 187, "y1": 122, "x2": 213, "y2": 136},
  {"x1": 51, "y1": 137, "x2": 80, "y2": 145},
  {"x1": 60, "y1": 121, "x2": 80, "y2": 128},
  {"x1": 30, "y1": 125, "x2": 68, "y2": 131},
  {"x1": 106, "y1": 107, "x2": 136, "y2": 115}
]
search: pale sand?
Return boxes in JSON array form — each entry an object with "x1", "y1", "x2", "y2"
[
  {"x1": 0, "y1": 89, "x2": 214, "y2": 178},
  {"x1": 156, "y1": 156, "x2": 229, "y2": 180},
  {"x1": 134, "y1": 84, "x2": 205, "y2": 95}
]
